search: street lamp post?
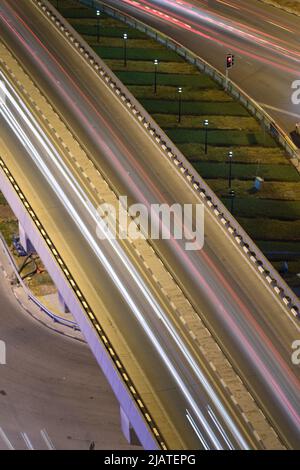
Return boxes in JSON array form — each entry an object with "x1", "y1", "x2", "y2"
[
  {"x1": 154, "y1": 59, "x2": 159, "y2": 94},
  {"x1": 204, "y1": 119, "x2": 209, "y2": 154},
  {"x1": 96, "y1": 10, "x2": 100, "y2": 43},
  {"x1": 178, "y1": 87, "x2": 182, "y2": 123},
  {"x1": 229, "y1": 188, "x2": 235, "y2": 214},
  {"x1": 228, "y1": 150, "x2": 233, "y2": 188},
  {"x1": 123, "y1": 33, "x2": 128, "y2": 67}
]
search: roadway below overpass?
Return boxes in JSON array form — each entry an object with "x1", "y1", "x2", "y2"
[
  {"x1": 102, "y1": 0, "x2": 300, "y2": 134},
  {"x1": 0, "y1": 0, "x2": 299, "y2": 449}
]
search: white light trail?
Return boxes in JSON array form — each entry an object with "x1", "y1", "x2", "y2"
[
  {"x1": 186, "y1": 409, "x2": 210, "y2": 450},
  {"x1": 207, "y1": 405, "x2": 234, "y2": 450}
]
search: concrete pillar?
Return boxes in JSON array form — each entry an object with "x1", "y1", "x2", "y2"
[
  {"x1": 19, "y1": 221, "x2": 35, "y2": 254},
  {"x1": 58, "y1": 291, "x2": 70, "y2": 314},
  {"x1": 120, "y1": 406, "x2": 140, "y2": 446}
]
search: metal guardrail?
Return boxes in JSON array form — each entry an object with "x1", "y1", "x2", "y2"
[
  {"x1": 0, "y1": 233, "x2": 80, "y2": 330},
  {"x1": 33, "y1": 0, "x2": 300, "y2": 318}
]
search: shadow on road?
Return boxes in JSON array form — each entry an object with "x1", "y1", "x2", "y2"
[{"x1": 290, "y1": 130, "x2": 300, "y2": 148}]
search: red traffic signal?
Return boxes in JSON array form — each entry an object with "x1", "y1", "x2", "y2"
[{"x1": 226, "y1": 54, "x2": 235, "y2": 68}]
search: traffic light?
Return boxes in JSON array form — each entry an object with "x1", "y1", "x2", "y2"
[{"x1": 226, "y1": 54, "x2": 235, "y2": 68}]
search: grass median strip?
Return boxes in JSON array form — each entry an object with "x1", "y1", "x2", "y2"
[
  {"x1": 224, "y1": 198, "x2": 300, "y2": 220},
  {"x1": 192, "y1": 162, "x2": 299, "y2": 181},
  {"x1": 166, "y1": 128, "x2": 275, "y2": 147},
  {"x1": 93, "y1": 46, "x2": 180, "y2": 62},
  {"x1": 209, "y1": 179, "x2": 300, "y2": 200},
  {"x1": 177, "y1": 144, "x2": 288, "y2": 164},
  {"x1": 153, "y1": 114, "x2": 260, "y2": 130},
  {"x1": 106, "y1": 59, "x2": 200, "y2": 75},
  {"x1": 139, "y1": 99, "x2": 250, "y2": 116},
  {"x1": 73, "y1": 24, "x2": 146, "y2": 38},
  {"x1": 237, "y1": 217, "x2": 300, "y2": 242},
  {"x1": 115, "y1": 71, "x2": 216, "y2": 87}
]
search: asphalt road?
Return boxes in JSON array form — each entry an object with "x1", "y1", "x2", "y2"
[
  {"x1": 0, "y1": 0, "x2": 299, "y2": 449},
  {"x1": 102, "y1": 0, "x2": 300, "y2": 134},
  {"x1": 0, "y1": 248, "x2": 134, "y2": 450},
  {"x1": 1, "y1": 58, "x2": 259, "y2": 449}
]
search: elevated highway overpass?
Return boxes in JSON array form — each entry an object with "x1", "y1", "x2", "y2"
[{"x1": 0, "y1": 0, "x2": 299, "y2": 449}]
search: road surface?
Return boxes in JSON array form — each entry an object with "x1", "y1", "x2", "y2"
[
  {"x1": 0, "y1": 247, "x2": 135, "y2": 450},
  {"x1": 0, "y1": 0, "x2": 299, "y2": 448}
]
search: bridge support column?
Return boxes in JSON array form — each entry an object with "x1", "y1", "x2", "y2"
[
  {"x1": 120, "y1": 406, "x2": 140, "y2": 446},
  {"x1": 19, "y1": 221, "x2": 35, "y2": 254},
  {"x1": 58, "y1": 291, "x2": 70, "y2": 314}
]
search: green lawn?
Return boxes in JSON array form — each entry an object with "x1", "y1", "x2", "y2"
[
  {"x1": 177, "y1": 144, "x2": 288, "y2": 164},
  {"x1": 115, "y1": 71, "x2": 215, "y2": 87},
  {"x1": 223, "y1": 198, "x2": 300, "y2": 220},
  {"x1": 73, "y1": 24, "x2": 146, "y2": 39},
  {"x1": 106, "y1": 59, "x2": 200, "y2": 75},
  {"x1": 58, "y1": 6, "x2": 95, "y2": 18},
  {"x1": 70, "y1": 17, "x2": 128, "y2": 28},
  {"x1": 209, "y1": 179, "x2": 300, "y2": 200},
  {"x1": 192, "y1": 161, "x2": 298, "y2": 181},
  {"x1": 129, "y1": 87, "x2": 233, "y2": 103},
  {"x1": 167, "y1": 129, "x2": 276, "y2": 147},
  {"x1": 237, "y1": 217, "x2": 300, "y2": 242},
  {"x1": 153, "y1": 114, "x2": 260, "y2": 130},
  {"x1": 257, "y1": 240, "x2": 300, "y2": 256},
  {"x1": 92, "y1": 46, "x2": 180, "y2": 62},
  {"x1": 91, "y1": 37, "x2": 164, "y2": 49},
  {"x1": 140, "y1": 99, "x2": 250, "y2": 116}
]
